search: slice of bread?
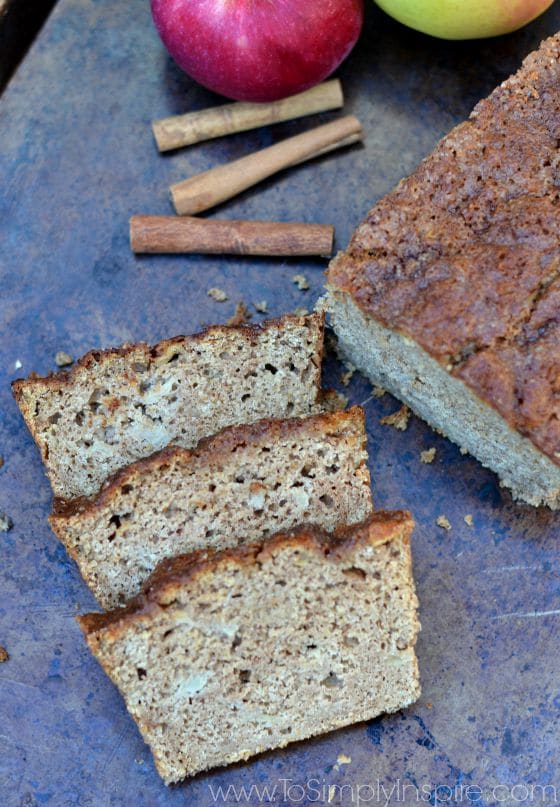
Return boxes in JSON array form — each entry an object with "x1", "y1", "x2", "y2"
[
  {"x1": 78, "y1": 511, "x2": 421, "y2": 783},
  {"x1": 326, "y1": 33, "x2": 560, "y2": 508},
  {"x1": 12, "y1": 313, "x2": 325, "y2": 500},
  {"x1": 51, "y1": 407, "x2": 373, "y2": 608}
]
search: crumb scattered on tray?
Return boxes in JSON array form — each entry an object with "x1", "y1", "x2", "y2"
[
  {"x1": 227, "y1": 302, "x2": 252, "y2": 327},
  {"x1": 14, "y1": 359, "x2": 22, "y2": 370},
  {"x1": 373, "y1": 386, "x2": 386, "y2": 398},
  {"x1": 464, "y1": 514, "x2": 473, "y2": 527},
  {"x1": 207, "y1": 287, "x2": 228, "y2": 302},
  {"x1": 381, "y1": 405, "x2": 410, "y2": 431},
  {"x1": 426, "y1": 702, "x2": 433, "y2": 709},
  {"x1": 460, "y1": 447, "x2": 468, "y2": 455},
  {"x1": 292, "y1": 273, "x2": 310, "y2": 291},
  {"x1": 436, "y1": 515, "x2": 451, "y2": 531},
  {"x1": 0, "y1": 456, "x2": 4, "y2": 469},
  {"x1": 340, "y1": 363, "x2": 355, "y2": 387},
  {"x1": 55, "y1": 351, "x2": 74, "y2": 368},
  {"x1": 293, "y1": 307, "x2": 309, "y2": 317},
  {"x1": 328, "y1": 785, "x2": 336, "y2": 803},
  {"x1": 0, "y1": 512, "x2": 13, "y2": 532},
  {"x1": 420, "y1": 447, "x2": 437, "y2": 464},
  {"x1": 253, "y1": 300, "x2": 268, "y2": 313},
  {"x1": 337, "y1": 753, "x2": 352, "y2": 766},
  {"x1": 0, "y1": 646, "x2": 9, "y2": 663},
  {"x1": 323, "y1": 390, "x2": 348, "y2": 412}
]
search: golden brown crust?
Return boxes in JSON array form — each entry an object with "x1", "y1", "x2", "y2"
[
  {"x1": 327, "y1": 33, "x2": 560, "y2": 466},
  {"x1": 12, "y1": 312, "x2": 324, "y2": 400},
  {"x1": 51, "y1": 406, "x2": 365, "y2": 521},
  {"x1": 77, "y1": 510, "x2": 414, "y2": 638}
]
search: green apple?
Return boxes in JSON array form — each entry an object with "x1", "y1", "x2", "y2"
[{"x1": 374, "y1": 0, "x2": 555, "y2": 39}]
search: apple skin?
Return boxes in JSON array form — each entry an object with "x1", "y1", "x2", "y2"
[
  {"x1": 150, "y1": 0, "x2": 364, "y2": 102},
  {"x1": 374, "y1": 0, "x2": 554, "y2": 39}
]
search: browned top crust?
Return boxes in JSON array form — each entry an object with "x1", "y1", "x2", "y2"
[
  {"x1": 78, "y1": 510, "x2": 414, "y2": 637},
  {"x1": 327, "y1": 33, "x2": 560, "y2": 465},
  {"x1": 12, "y1": 311, "x2": 324, "y2": 398},
  {"x1": 51, "y1": 405, "x2": 366, "y2": 520}
]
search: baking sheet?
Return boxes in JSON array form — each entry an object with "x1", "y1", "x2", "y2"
[{"x1": 1, "y1": 1, "x2": 559, "y2": 804}]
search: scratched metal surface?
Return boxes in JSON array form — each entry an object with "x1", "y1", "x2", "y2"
[{"x1": 1, "y1": 2, "x2": 560, "y2": 805}]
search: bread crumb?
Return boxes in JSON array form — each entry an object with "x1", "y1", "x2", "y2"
[
  {"x1": 323, "y1": 390, "x2": 348, "y2": 412},
  {"x1": 14, "y1": 360, "x2": 22, "y2": 370},
  {"x1": 207, "y1": 287, "x2": 228, "y2": 302},
  {"x1": 337, "y1": 753, "x2": 352, "y2": 766},
  {"x1": 55, "y1": 351, "x2": 74, "y2": 368},
  {"x1": 460, "y1": 447, "x2": 468, "y2": 455},
  {"x1": 464, "y1": 514, "x2": 473, "y2": 527},
  {"x1": 436, "y1": 515, "x2": 451, "y2": 531},
  {"x1": 253, "y1": 301, "x2": 268, "y2": 313},
  {"x1": 328, "y1": 785, "x2": 336, "y2": 803},
  {"x1": 0, "y1": 646, "x2": 8, "y2": 663},
  {"x1": 420, "y1": 447, "x2": 436, "y2": 464},
  {"x1": 0, "y1": 512, "x2": 13, "y2": 532},
  {"x1": 0, "y1": 456, "x2": 4, "y2": 469},
  {"x1": 381, "y1": 405, "x2": 410, "y2": 431},
  {"x1": 292, "y1": 273, "x2": 310, "y2": 291},
  {"x1": 293, "y1": 307, "x2": 309, "y2": 317},
  {"x1": 226, "y1": 302, "x2": 252, "y2": 327},
  {"x1": 340, "y1": 363, "x2": 355, "y2": 387},
  {"x1": 426, "y1": 702, "x2": 433, "y2": 709},
  {"x1": 373, "y1": 386, "x2": 386, "y2": 398}
]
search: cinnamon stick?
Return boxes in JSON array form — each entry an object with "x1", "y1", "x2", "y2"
[
  {"x1": 170, "y1": 115, "x2": 363, "y2": 216},
  {"x1": 130, "y1": 216, "x2": 334, "y2": 257},
  {"x1": 153, "y1": 80, "x2": 344, "y2": 152}
]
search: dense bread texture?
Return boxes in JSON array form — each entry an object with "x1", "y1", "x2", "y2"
[
  {"x1": 327, "y1": 33, "x2": 560, "y2": 508},
  {"x1": 51, "y1": 407, "x2": 373, "y2": 608},
  {"x1": 79, "y1": 511, "x2": 421, "y2": 783},
  {"x1": 12, "y1": 314, "x2": 325, "y2": 500}
]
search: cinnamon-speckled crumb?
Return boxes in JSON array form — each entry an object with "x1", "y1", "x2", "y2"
[
  {"x1": 55, "y1": 351, "x2": 74, "y2": 367},
  {"x1": 226, "y1": 302, "x2": 252, "y2": 326},
  {"x1": 381, "y1": 405, "x2": 410, "y2": 431},
  {"x1": 340, "y1": 364, "x2": 355, "y2": 387},
  {"x1": 207, "y1": 287, "x2": 228, "y2": 302},
  {"x1": 0, "y1": 646, "x2": 9, "y2": 663},
  {"x1": 292, "y1": 273, "x2": 310, "y2": 291},
  {"x1": 420, "y1": 448, "x2": 436, "y2": 464}
]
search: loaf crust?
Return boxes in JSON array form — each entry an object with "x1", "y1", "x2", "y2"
[{"x1": 328, "y1": 34, "x2": 560, "y2": 467}]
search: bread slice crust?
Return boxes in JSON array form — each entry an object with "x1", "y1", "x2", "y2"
[
  {"x1": 13, "y1": 313, "x2": 325, "y2": 500},
  {"x1": 51, "y1": 407, "x2": 374, "y2": 607},
  {"x1": 79, "y1": 511, "x2": 420, "y2": 783}
]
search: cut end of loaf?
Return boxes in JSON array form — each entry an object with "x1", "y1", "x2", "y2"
[
  {"x1": 326, "y1": 287, "x2": 560, "y2": 509},
  {"x1": 79, "y1": 511, "x2": 420, "y2": 783}
]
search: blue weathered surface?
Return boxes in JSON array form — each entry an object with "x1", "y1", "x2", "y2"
[{"x1": 1, "y1": 2, "x2": 559, "y2": 805}]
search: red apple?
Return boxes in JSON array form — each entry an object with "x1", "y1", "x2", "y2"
[{"x1": 150, "y1": 0, "x2": 364, "y2": 103}]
